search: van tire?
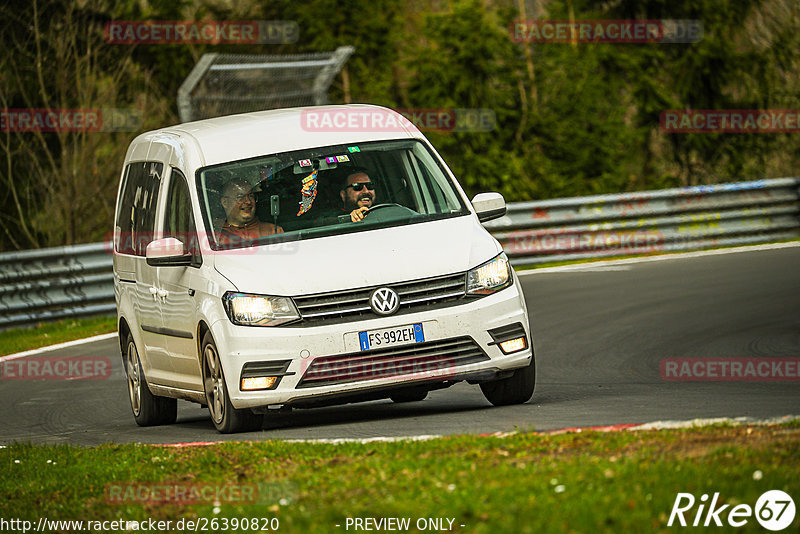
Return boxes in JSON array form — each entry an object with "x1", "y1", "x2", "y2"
[
  {"x1": 201, "y1": 331, "x2": 263, "y2": 433},
  {"x1": 480, "y1": 356, "x2": 535, "y2": 407},
  {"x1": 124, "y1": 332, "x2": 177, "y2": 426}
]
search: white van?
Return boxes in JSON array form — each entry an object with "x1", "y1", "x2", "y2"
[{"x1": 113, "y1": 105, "x2": 534, "y2": 433}]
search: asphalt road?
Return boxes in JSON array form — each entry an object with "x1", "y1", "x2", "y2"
[{"x1": 1, "y1": 246, "x2": 798, "y2": 446}]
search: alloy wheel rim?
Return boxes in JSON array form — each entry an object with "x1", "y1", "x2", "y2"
[
  {"x1": 126, "y1": 342, "x2": 141, "y2": 416},
  {"x1": 204, "y1": 345, "x2": 225, "y2": 424}
]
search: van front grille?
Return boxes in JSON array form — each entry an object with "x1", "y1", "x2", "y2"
[
  {"x1": 296, "y1": 336, "x2": 488, "y2": 388},
  {"x1": 292, "y1": 272, "x2": 468, "y2": 325}
]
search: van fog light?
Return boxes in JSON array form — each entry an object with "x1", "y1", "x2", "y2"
[
  {"x1": 499, "y1": 337, "x2": 527, "y2": 354},
  {"x1": 241, "y1": 376, "x2": 278, "y2": 391}
]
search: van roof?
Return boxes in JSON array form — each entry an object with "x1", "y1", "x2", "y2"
[{"x1": 136, "y1": 104, "x2": 422, "y2": 167}]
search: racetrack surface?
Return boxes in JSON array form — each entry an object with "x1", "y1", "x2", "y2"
[{"x1": 1, "y1": 246, "x2": 798, "y2": 446}]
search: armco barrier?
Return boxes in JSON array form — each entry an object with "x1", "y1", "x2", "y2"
[
  {"x1": 485, "y1": 177, "x2": 800, "y2": 265},
  {"x1": 0, "y1": 178, "x2": 798, "y2": 328},
  {"x1": 0, "y1": 242, "x2": 115, "y2": 329}
]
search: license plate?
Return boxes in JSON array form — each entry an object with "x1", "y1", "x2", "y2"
[{"x1": 358, "y1": 323, "x2": 424, "y2": 351}]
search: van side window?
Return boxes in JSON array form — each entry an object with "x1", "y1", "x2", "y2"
[
  {"x1": 164, "y1": 168, "x2": 200, "y2": 263},
  {"x1": 115, "y1": 161, "x2": 163, "y2": 256}
]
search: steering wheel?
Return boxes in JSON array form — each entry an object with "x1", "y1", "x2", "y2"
[
  {"x1": 364, "y1": 203, "x2": 405, "y2": 214},
  {"x1": 362, "y1": 203, "x2": 418, "y2": 222}
]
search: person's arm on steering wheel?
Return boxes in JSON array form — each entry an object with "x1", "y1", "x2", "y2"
[{"x1": 350, "y1": 206, "x2": 369, "y2": 222}]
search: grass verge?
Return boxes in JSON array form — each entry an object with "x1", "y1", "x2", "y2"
[
  {"x1": 0, "y1": 316, "x2": 116, "y2": 357},
  {"x1": 1, "y1": 424, "x2": 798, "y2": 533}
]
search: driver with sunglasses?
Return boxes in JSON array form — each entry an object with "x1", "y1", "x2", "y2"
[{"x1": 339, "y1": 169, "x2": 377, "y2": 222}]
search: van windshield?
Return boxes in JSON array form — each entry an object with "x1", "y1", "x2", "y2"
[{"x1": 196, "y1": 139, "x2": 470, "y2": 250}]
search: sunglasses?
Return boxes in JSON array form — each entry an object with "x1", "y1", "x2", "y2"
[
  {"x1": 345, "y1": 182, "x2": 375, "y2": 192},
  {"x1": 223, "y1": 192, "x2": 255, "y2": 202}
]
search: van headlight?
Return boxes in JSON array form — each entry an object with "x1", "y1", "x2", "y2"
[
  {"x1": 467, "y1": 253, "x2": 513, "y2": 295},
  {"x1": 222, "y1": 292, "x2": 300, "y2": 326}
]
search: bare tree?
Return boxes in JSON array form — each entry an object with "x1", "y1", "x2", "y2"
[{"x1": 0, "y1": 0, "x2": 171, "y2": 250}]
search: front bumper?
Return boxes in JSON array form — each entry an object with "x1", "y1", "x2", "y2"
[{"x1": 211, "y1": 280, "x2": 532, "y2": 410}]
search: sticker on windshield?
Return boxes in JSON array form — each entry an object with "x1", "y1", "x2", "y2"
[
  {"x1": 325, "y1": 156, "x2": 337, "y2": 164},
  {"x1": 348, "y1": 146, "x2": 360, "y2": 153},
  {"x1": 298, "y1": 159, "x2": 312, "y2": 167},
  {"x1": 336, "y1": 155, "x2": 350, "y2": 163},
  {"x1": 296, "y1": 169, "x2": 318, "y2": 216}
]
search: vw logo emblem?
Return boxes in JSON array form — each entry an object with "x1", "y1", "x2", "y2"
[{"x1": 370, "y1": 287, "x2": 400, "y2": 316}]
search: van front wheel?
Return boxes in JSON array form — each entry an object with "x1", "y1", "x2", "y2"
[
  {"x1": 480, "y1": 356, "x2": 535, "y2": 406},
  {"x1": 201, "y1": 332, "x2": 263, "y2": 433}
]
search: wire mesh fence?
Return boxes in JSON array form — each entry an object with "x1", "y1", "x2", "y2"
[{"x1": 178, "y1": 46, "x2": 355, "y2": 123}]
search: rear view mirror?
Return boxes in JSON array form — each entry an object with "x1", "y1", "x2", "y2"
[
  {"x1": 146, "y1": 237, "x2": 193, "y2": 266},
  {"x1": 471, "y1": 192, "x2": 506, "y2": 223}
]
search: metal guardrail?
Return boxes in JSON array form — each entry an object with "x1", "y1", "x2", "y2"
[
  {"x1": 1, "y1": 178, "x2": 798, "y2": 328},
  {"x1": 0, "y1": 242, "x2": 116, "y2": 329},
  {"x1": 484, "y1": 177, "x2": 800, "y2": 265}
]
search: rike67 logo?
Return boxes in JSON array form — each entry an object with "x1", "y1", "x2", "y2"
[{"x1": 668, "y1": 490, "x2": 796, "y2": 530}]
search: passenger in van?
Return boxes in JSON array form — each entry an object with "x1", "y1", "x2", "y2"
[{"x1": 217, "y1": 178, "x2": 283, "y2": 245}]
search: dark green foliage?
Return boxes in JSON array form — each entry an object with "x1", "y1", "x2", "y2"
[{"x1": 1, "y1": 0, "x2": 798, "y2": 250}]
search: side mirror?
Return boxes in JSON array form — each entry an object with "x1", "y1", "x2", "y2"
[
  {"x1": 471, "y1": 192, "x2": 506, "y2": 223},
  {"x1": 146, "y1": 237, "x2": 193, "y2": 267}
]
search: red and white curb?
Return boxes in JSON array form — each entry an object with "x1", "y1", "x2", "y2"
[
  {"x1": 533, "y1": 415, "x2": 800, "y2": 435},
  {"x1": 155, "y1": 415, "x2": 800, "y2": 447},
  {"x1": 157, "y1": 435, "x2": 444, "y2": 447},
  {"x1": 633, "y1": 414, "x2": 800, "y2": 431},
  {"x1": 158, "y1": 441, "x2": 227, "y2": 448}
]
